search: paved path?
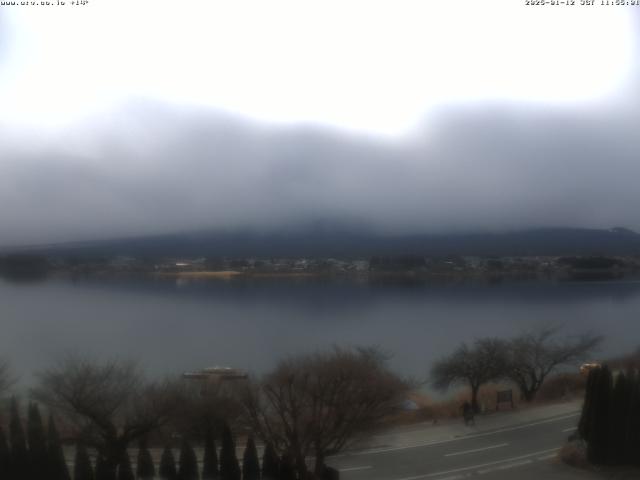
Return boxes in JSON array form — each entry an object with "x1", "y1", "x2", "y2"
[{"x1": 327, "y1": 401, "x2": 600, "y2": 480}]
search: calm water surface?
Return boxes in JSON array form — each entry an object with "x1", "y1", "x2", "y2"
[{"x1": 1, "y1": 275, "x2": 639, "y2": 386}]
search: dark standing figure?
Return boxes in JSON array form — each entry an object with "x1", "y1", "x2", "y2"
[{"x1": 462, "y1": 401, "x2": 475, "y2": 426}]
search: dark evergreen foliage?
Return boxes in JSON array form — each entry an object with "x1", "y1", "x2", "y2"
[
  {"x1": 74, "y1": 443, "x2": 95, "y2": 480},
  {"x1": 578, "y1": 367, "x2": 600, "y2": 441},
  {"x1": 627, "y1": 369, "x2": 640, "y2": 466},
  {"x1": 242, "y1": 436, "x2": 260, "y2": 480},
  {"x1": 27, "y1": 403, "x2": 48, "y2": 480},
  {"x1": 278, "y1": 453, "x2": 296, "y2": 480},
  {"x1": 580, "y1": 365, "x2": 640, "y2": 467},
  {"x1": 117, "y1": 452, "x2": 135, "y2": 480},
  {"x1": 178, "y1": 439, "x2": 199, "y2": 480},
  {"x1": 47, "y1": 415, "x2": 71, "y2": 480},
  {"x1": 608, "y1": 372, "x2": 630, "y2": 464},
  {"x1": 219, "y1": 425, "x2": 240, "y2": 480},
  {"x1": 0, "y1": 425, "x2": 11, "y2": 480},
  {"x1": 95, "y1": 455, "x2": 112, "y2": 480},
  {"x1": 136, "y1": 438, "x2": 156, "y2": 480},
  {"x1": 10, "y1": 398, "x2": 29, "y2": 480},
  {"x1": 587, "y1": 366, "x2": 613, "y2": 464},
  {"x1": 202, "y1": 428, "x2": 219, "y2": 480},
  {"x1": 159, "y1": 446, "x2": 179, "y2": 480},
  {"x1": 321, "y1": 466, "x2": 340, "y2": 480},
  {"x1": 261, "y1": 443, "x2": 279, "y2": 480}
]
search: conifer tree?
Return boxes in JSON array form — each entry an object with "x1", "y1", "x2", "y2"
[
  {"x1": 47, "y1": 415, "x2": 71, "y2": 480},
  {"x1": 95, "y1": 454, "x2": 112, "y2": 480},
  {"x1": 261, "y1": 443, "x2": 279, "y2": 480},
  {"x1": 587, "y1": 365, "x2": 613, "y2": 465},
  {"x1": 74, "y1": 443, "x2": 95, "y2": 480},
  {"x1": 136, "y1": 438, "x2": 156, "y2": 480},
  {"x1": 608, "y1": 372, "x2": 630, "y2": 465},
  {"x1": 27, "y1": 403, "x2": 48, "y2": 480},
  {"x1": 178, "y1": 439, "x2": 199, "y2": 480},
  {"x1": 202, "y1": 428, "x2": 219, "y2": 480},
  {"x1": 278, "y1": 453, "x2": 296, "y2": 480},
  {"x1": 242, "y1": 436, "x2": 260, "y2": 480},
  {"x1": 117, "y1": 451, "x2": 135, "y2": 480},
  {"x1": 0, "y1": 425, "x2": 11, "y2": 480},
  {"x1": 159, "y1": 446, "x2": 178, "y2": 480},
  {"x1": 578, "y1": 367, "x2": 600, "y2": 442},
  {"x1": 10, "y1": 398, "x2": 29, "y2": 480},
  {"x1": 627, "y1": 369, "x2": 640, "y2": 467},
  {"x1": 219, "y1": 425, "x2": 240, "y2": 480}
]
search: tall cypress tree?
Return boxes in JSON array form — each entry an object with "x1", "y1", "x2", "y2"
[
  {"x1": 178, "y1": 439, "x2": 199, "y2": 480},
  {"x1": 261, "y1": 443, "x2": 279, "y2": 480},
  {"x1": 242, "y1": 436, "x2": 260, "y2": 480},
  {"x1": 10, "y1": 398, "x2": 29, "y2": 480},
  {"x1": 95, "y1": 455, "x2": 112, "y2": 480},
  {"x1": 117, "y1": 451, "x2": 135, "y2": 480},
  {"x1": 74, "y1": 443, "x2": 95, "y2": 480},
  {"x1": 27, "y1": 403, "x2": 48, "y2": 480},
  {"x1": 47, "y1": 415, "x2": 71, "y2": 480},
  {"x1": 159, "y1": 446, "x2": 178, "y2": 480},
  {"x1": 628, "y1": 369, "x2": 640, "y2": 467},
  {"x1": 278, "y1": 453, "x2": 296, "y2": 480},
  {"x1": 0, "y1": 425, "x2": 11, "y2": 480},
  {"x1": 587, "y1": 365, "x2": 613, "y2": 465},
  {"x1": 136, "y1": 438, "x2": 156, "y2": 480},
  {"x1": 578, "y1": 367, "x2": 600, "y2": 442},
  {"x1": 202, "y1": 428, "x2": 219, "y2": 480},
  {"x1": 219, "y1": 425, "x2": 240, "y2": 480},
  {"x1": 608, "y1": 372, "x2": 630, "y2": 465}
]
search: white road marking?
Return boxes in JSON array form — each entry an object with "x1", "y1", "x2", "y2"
[
  {"x1": 477, "y1": 459, "x2": 532, "y2": 474},
  {"x1": 340, "y1": 413, "x2": 579, "y2": 457},
  {"x1": 537, "y1": 453, "x2": 558, "y2": 461},
  {"x1": 562, "y1": 427, "x2": 577, "y2": 433},
  {"x1": 388, "y1": 447, "x2": 559, "y2": 480},
  {"x1": 444, "y1": 443, "x2": 508, "y2": 457},
  {"x1": 339, "y1": 465, "x2": 372, "y2": 472}
]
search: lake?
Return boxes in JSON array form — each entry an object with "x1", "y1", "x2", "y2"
[{"x1": 1, "y1": 274, "x2": 639, "y2": 388}]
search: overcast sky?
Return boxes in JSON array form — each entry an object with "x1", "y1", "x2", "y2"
[{"x1": 1, "y1": 1, "x2": 639, "y2": 246}]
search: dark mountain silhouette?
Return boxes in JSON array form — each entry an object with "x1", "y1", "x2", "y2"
[{"x1": 8, "y1": 226, "x2": 640, "y2": 259}]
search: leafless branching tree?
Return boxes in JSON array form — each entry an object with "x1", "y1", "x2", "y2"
[
  {"x1": 169, "y1": 378, "x2": 245, "y2": 441},
  {"x1": 506, "y1": 327, "x2": 602, "y2": 402},
  {"x1": 32, "y1": 355, "x2": 181, "y2": 480},
  {"x1": 243, "y1": 346, "x2": 408, "y2": 478},
  {"x1": 430, "y1": 338, "x2": 509, "y2": 413}
]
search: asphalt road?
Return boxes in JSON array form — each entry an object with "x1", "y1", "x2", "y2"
[{"x1": 327, "y1": 411, "x2": 593, "y2": 480}]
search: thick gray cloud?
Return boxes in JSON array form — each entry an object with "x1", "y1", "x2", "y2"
[{"x1": 1, "y1": 95, "x2": 640, "y2": 247}]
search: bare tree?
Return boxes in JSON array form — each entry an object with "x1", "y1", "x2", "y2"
[
  {"x1": 32, "y1": 355, "x2": 181, "y2": 480},
  {"x1": 168, "y1": 378, "x2": 245, "y2": 442},
  {"x1": 430, "y1": 338, "x2": 509, "y2": 413},
  {"x1": 506, "y1": 327, "x2": 602, "y2": 402},
  {"x1": 243, "y1": 346, "x2": 408, "y2": 478}
]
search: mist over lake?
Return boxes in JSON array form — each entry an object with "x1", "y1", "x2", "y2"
[{"x1": 3, "y1": 275, "x2": 639, "y2": 388}]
